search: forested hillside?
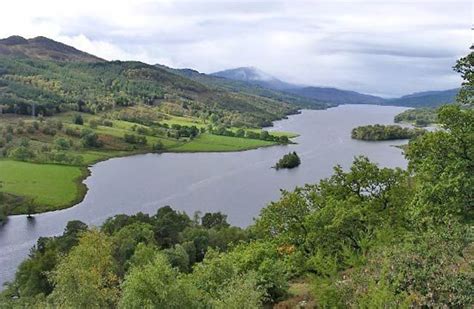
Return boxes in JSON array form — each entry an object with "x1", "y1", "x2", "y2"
[
  {"x1": 159, "y1": 65, "x2": 330, "y2": 109},
  {"x1": 0, "y1": 36, "x2": 303, "y2": 128},
  {"x1": 0, "y1": 51, "x2": 472, "y2": 308},
  {"x1": 384, "y1": 88, "x2": 459, "y2": 107}
]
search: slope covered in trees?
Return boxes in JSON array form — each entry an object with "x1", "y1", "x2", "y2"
[
  {"x1": 394, "y1": 108, "x2": 438, "y2": 126},
  {"x1": 351, "y1": 124, "x2": 426, "y2": 141},
  {"x1": 0, "y1": 36, "x2": 304, "y2": 128}
]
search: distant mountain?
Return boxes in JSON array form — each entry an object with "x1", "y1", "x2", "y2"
[
  {"x1": 211, "y1": 67, "x2": 385, "y2": 105},
  {"x1": 212, "y1": 67, "x2": 458, "y2": 107},
  {"x1": 286, "y1": 87, "x2": 385, "y2": 105},
  {"x1": 211, "y1": 67, "x2": 297, "y2": 90},
  {"x1": 384, "y1": 89, "x2": 459, "y2": 107},
  {"x1": 163, "y1": 66, "x2": 329, "y2": 109},
  {"x1": 0, "y1": 35, "x2": 104, "y2": 63}
]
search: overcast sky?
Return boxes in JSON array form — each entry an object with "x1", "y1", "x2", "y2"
[{"x1": 0, "y1": 0, "x2": 472, "y2": 97}]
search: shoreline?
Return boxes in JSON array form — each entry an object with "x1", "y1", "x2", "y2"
[{"x1": 3, "y1": 134, "x2": 297, "y2": 220}]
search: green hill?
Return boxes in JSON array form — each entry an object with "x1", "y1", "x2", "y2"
[{"x1": 0, "y1": 36, "x2": 303, "y2": 128}]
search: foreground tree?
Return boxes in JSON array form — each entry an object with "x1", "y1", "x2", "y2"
[{"x1": 50, "y1": 230, "x2": 120, "y2": 308}]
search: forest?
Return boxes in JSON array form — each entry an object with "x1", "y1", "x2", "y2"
[
  {"x1": 351, "y1": 124, "x2": 426, "y2": 141},
  {"x1": 0, "y1": 56, "x2": 306, "y2": 128}
]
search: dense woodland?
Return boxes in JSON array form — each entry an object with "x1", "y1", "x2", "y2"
[
  {"x1": 351, "y1": 124, "x2": 426, "y2": 141},
  {"x1": 0, "y1": 57, "x2": 304, "y2": 128}
]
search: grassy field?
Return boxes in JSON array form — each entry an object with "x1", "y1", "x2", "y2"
[
  {"x1": 0, "y1": 160, "x2": 87, "y2": 214},
  {"x1": 169, "y1": 133, "x2": 276, "y2": 152},
  {"x1": 0, "y1": 108, "x2": 297, "y2": 217}
]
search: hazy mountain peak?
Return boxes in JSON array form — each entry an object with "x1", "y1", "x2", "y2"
[
  {"x1": 212, "y1": 67, "x2": 297, "y2": 90},
  {"x1": 212, "y1": 67, "x2": 277, "y2": 82}
]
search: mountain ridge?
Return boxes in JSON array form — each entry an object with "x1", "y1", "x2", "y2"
[
  {"x1": 0, "y1": 35, "x2": 104, "y2": 63},
  {"x1": 211, "y1": 67, "x2": 458, "y2": 107}
]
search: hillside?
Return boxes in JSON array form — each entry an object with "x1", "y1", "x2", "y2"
[
  {"x1": 161, "y1": 65, "x2": 330, "y2": 109},
  {"x1": 0, "y1": 36, "x2": 300, "y2": 128},
  {"x1": 0, "y1": 35, "x2": 104, "y2": 63},
  {"x1": 384, "y1": 88, "x2": 459, "y2": 107},
  {"x1": 211, "y1": 67, "x2": 296, "y2": 90},
  {"x1": 287, "y1": 86, "x2": 385, "y2": 105}
]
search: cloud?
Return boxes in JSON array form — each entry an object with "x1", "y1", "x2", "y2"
[{"x1": 0, "y1": 0, "x2": 471, "y2": 96}]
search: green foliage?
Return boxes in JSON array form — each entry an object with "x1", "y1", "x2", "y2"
[
  {"x1": 0, "y1": 56, "x2": 299, "y2": 127},
  {"x1": 123, "y1": 133, "x2": 147, "y2": 145},
  {"x1": 394, "y1": 107, "x2": 438, "y2": 126},
  {"x1": 49, "y1": 230, "x2": 120, "y2": 308},
  {"x1": 120, "y1": 253, "x2": 200, "y2": 309},
  {"x1": 8, "y1": 145, "x2": 35, "y2": 161},
  {"x1": 274, "y1": 151, "x2": 300, "y2": 169},
  {"x1": 406, "y1": 105, "x2": 474, "y2": 221},
  {"x1": 351, "y1": 124, "x2": 426, "y2": 140},
  {"x1": 453, "y1": 50, "x2": 473, "y2": 106},
  {"x1": 72, "y1": 114, "x2": 84, "y2": 125},
  {"x1": 201, "y1": 212, "x2": 230, "y2": 229},
  {"x1": 81, "y1": 129, "x2": 102, "y2": 147}
]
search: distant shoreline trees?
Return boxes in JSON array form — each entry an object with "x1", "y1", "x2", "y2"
[{"x1": 351, "y1": 124, "x2": 426, "y2": 141}]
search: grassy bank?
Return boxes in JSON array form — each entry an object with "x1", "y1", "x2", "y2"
[
  {"x1": 0, "y1": 160, "x2": 88, "y2": 214},
  {"x1": 0, "y1": 107, "x2": 296, "y2": 217}
]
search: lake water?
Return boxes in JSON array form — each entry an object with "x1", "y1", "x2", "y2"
[{"x1": 0, "y1": 104, "x2": 409, "y2": 286}]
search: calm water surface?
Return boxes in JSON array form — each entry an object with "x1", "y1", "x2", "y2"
[{"x1": 0, "y1": 104, "x2": 409, "y2": 286}]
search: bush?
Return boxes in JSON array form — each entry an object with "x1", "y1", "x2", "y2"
[
  {"x1": 89, "y1": 119, "x2": 99, "y2": 129},
  {"x1": 152, "y1": 141, "x2": 164, "y2": 151},
  {"x1": 81, "y1": 130, "x2": 102, "y2": 148},
  {"x1": 9, "y1": 146, "x2": 35, "y2": 161},
  {"x1": 72, "y1": 114, "x2": 84, "y2": 125},
  {"x1": 55, "y1": 138, "x2": 71, "y2": 150},
  {"x1": 124, "y1": 134, "x2": 147, "y2": 145}
]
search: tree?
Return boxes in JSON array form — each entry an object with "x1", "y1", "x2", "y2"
[
  {"x1": 119, "y1": 254, "x2": 199, "y2": 308},
  {"x1": 406, "y1": 105, "x2": 474, "y2": 221},
  {"x1": 81, "y1": 129, "x2": 102, "y2": 148},
  {"x1": 453, "y1": 49, "x2": 473, "y2": 106},
  {"x1": 49, "y1": 230, "x2": 119, "y2": 308},
  {"x1": 72, "y1": 114, "x2": 84, "y2": 125},
  {"x1": 201, "y1": 212, "x2": 230, "y2": 229},
  {"x1": 153, "y1": 206, "x2": 190, "y2": 248}
]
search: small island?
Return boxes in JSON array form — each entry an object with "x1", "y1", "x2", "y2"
[
  {"x1": 351, "y1": 124, "x2": 426, "y2": 141},
  {"x1": 274, "y1": 151, "x2": 301, "y2": 169}
]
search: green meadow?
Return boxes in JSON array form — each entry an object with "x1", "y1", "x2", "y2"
[
  {"x1": 170, "y1": 133, "x2": 276, "y2": 152},
  {"x1": 0, "y1": 160, "x2": 87, "y2": 214},
  {"x1": 0, "y1": 110, "x2": 296, "y2": 216}
]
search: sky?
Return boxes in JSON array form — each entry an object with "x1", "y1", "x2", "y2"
[{"x1": 0, "y1": 0, "x2": 472, "y2": 97}]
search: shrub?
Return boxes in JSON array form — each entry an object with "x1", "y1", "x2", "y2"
[{"x1": 72, "y1": 114, "x2": 84, "y2": 125}]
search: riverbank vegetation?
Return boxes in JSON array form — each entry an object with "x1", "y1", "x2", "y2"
[
  {"x1": 351, "y1": 124, "x2": 426, "y2": 141},
  {"x1": 394, "y1": 108, "x2": 438, "y2": 126},
  {"x1": 0, "y1": 38, "x2": 312, "y2": 221},
  {"x1": 274, "y1": 151, "x2": 301, "y2": 169},
  {"x1": 1, "y1": 100, "x2": 472, "y2": 307},
  {"x1": 0, "y1": 107, "x2": 296, "y2": 221}
]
